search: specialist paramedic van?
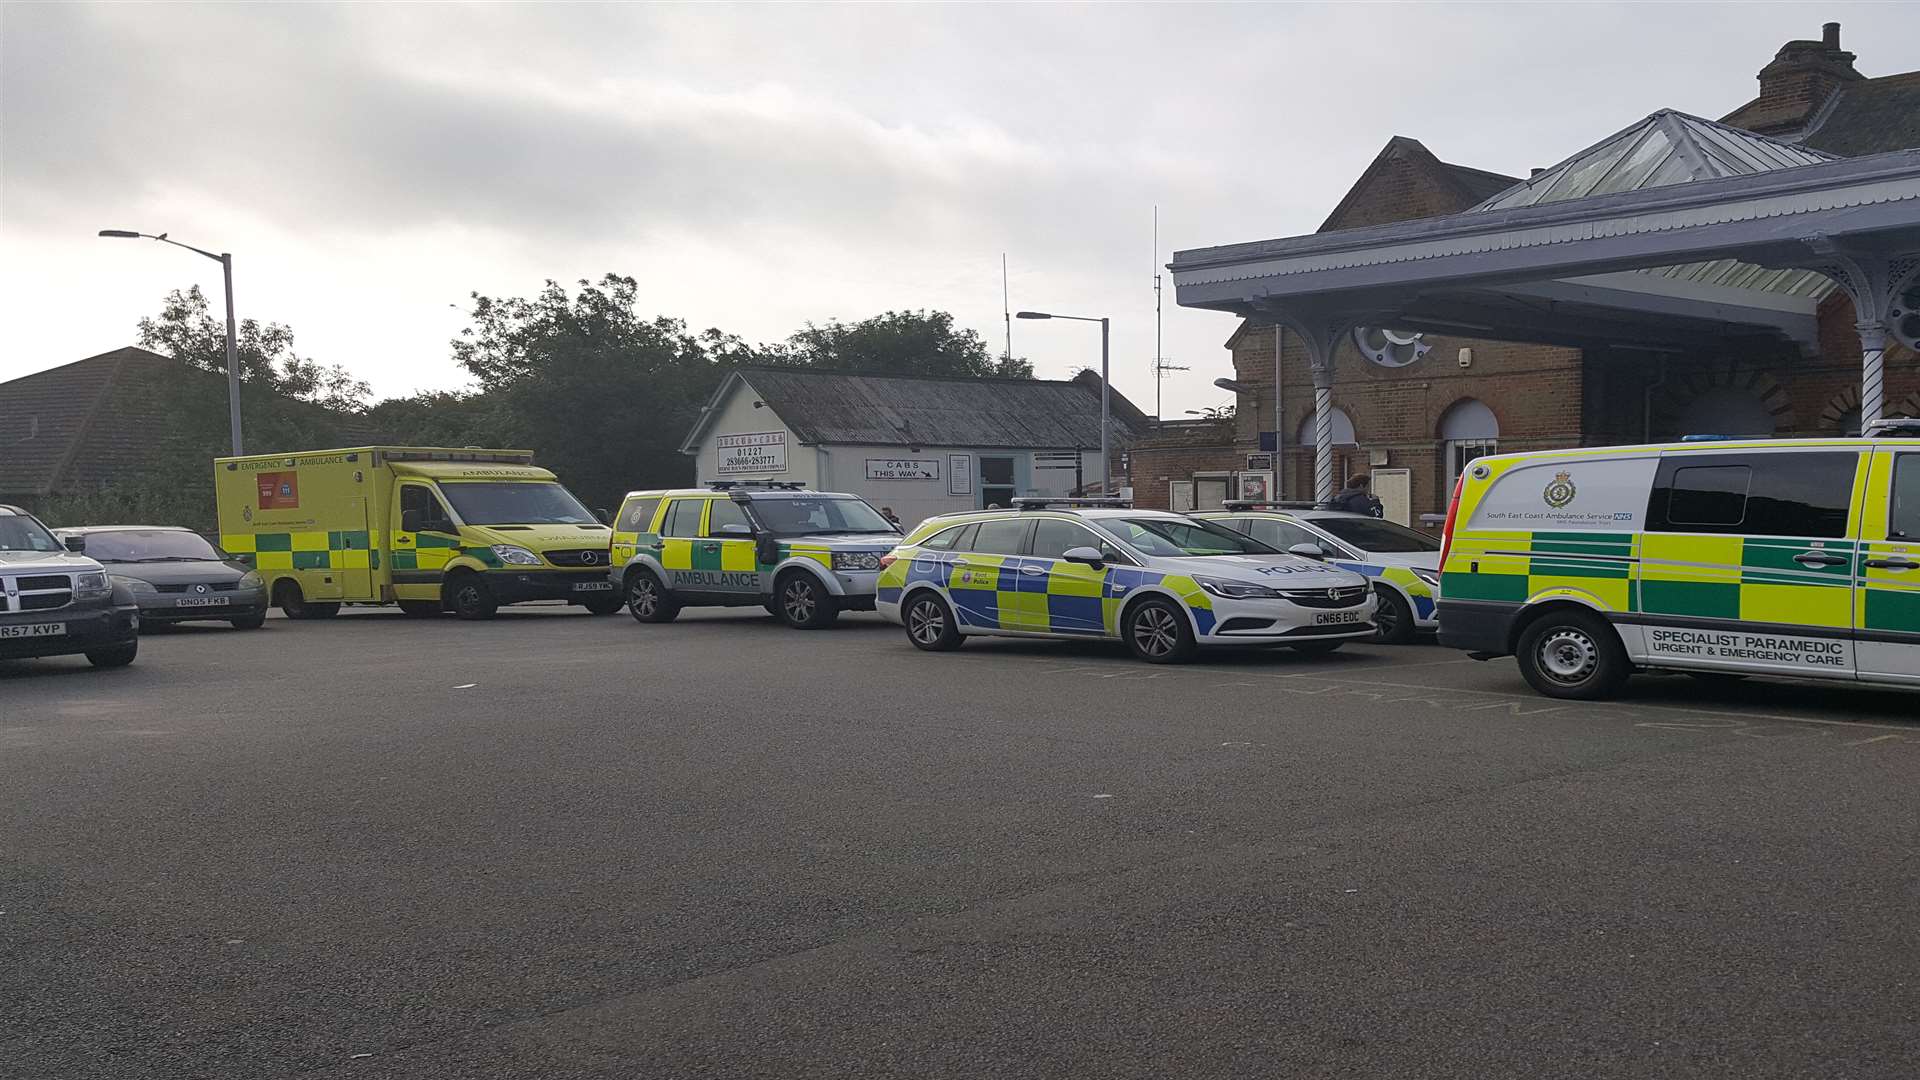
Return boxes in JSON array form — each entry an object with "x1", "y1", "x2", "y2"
[
  {"x1": 1436, "y1": 421, "x2": 1920, "y2": 699},
  {"x1": 215, "y1": 447, "x2": 622, "y2": 620}
]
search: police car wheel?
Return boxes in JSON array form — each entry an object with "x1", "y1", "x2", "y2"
[
  {"x1": 903, "y1": 592, "x2": 963, "y2": 651},
  {"x1": 1372, "y1": 585, "x2": 1415, "y2": 645},
  {"x1": 447, "y1": 577, "x2": 498, "y2": 621},
  {"x1": 1125, "y1": 598, "x2": 1196, "y2": 664},
  {"x1": 626, "y1": 571, "x2": 679, "y2": 623},
  {"x1": 778, "y1": 572, "x2": 838, "y2": 630},
  {"x1": 1516, "y1": 610, "x2": 1629, "y2": 700}
]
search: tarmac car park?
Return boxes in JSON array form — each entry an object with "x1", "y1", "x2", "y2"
[
  {"x1": 1197, "y1": 503, "x2": 1442, "y2": 644},
  {"x1": 55, "y1": 525, "x2": 269, "y2": 630},
  {"x1": 876, "y1": 499, "x2": 1377, "y2": 663},
  {"x1": 610, "y1": 482, "x2": 902, "y2": 629}
]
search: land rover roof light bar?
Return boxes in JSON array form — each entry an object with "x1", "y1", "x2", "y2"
[{"x1": 1010, "y1": 496, "x2": 1133, "y2": 510}]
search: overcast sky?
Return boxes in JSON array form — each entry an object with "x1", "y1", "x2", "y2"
[{"x1": 3, "y1": 2, "x2": 1914, "y2": 421}]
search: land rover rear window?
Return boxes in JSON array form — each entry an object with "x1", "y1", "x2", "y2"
[
  {"x1": 616, "y1": 498, "x2": 660, "y2": 533},
  {"x1": 661, "y1": 498, "x2": 706, "y2": 538},
  {"x1": 1648, "y1": 451, "x2": 1856, "y2": 539}
]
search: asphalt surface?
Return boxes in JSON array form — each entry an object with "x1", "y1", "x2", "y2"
[{"x1": 5, "y1": 605, "x2": 1919, "y2": 1079}]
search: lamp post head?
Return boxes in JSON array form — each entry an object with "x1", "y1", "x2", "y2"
[
  {"x1": 1014, "y1": 311, "x2": 1052, "y2": 320},
  {"x1": 97, "y1": 230, "x2": 141, "y2": 238},
  {"x1": 1213, "y1": 377, "x2": 1253, "y2": 393}
]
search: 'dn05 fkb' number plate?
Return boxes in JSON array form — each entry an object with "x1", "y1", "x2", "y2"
[
  {"x1": 0, "y1": 622, "x2": 65, "y2": 639},
  {"x1": 176, "y1": 596, "x2": 230, "y2": 608}
]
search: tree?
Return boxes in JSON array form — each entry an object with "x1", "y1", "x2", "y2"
[
  {"x1": 450, "y1": 274, "x2": 751, "y2": 510},
  {"x1": 136, "y1": 286, "x2": 369, "y2": 413},
  {"x1": 776, "y1": 309, "x2": 1033, "y2": 378}
]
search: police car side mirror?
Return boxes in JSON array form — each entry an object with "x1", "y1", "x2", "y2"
[
  {"x1": 63, "y1": 534, "x2": 86, "y2": 553},
  {"x1": 1288, "y1": 542, "x2": 1326, "y2": 561},
  {"x1": 400, "y1": 508, "x2": 424, "y2": 534},
  {"x1": 1061, "y1": 545, "x2": 1106, "y2": 567}
]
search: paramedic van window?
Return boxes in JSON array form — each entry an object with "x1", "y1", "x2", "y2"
[{"x1": 1648, "y1": 452, "x2": 1856, "y2": 538}]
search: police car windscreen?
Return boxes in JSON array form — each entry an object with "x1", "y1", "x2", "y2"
[
  {"x1": 79, "y1": 530, "x2": 224, "y2": 563},
  {"x1": 1313, "y1": 518, "x2": 1439, "y2": 553},
  {"x1": 1101, "y1": 518, "x2": 1279, "y2": 557},
  {"x1": 439, "y1": 482, "x2": 597, "y2": 525},
  {"x1": 750, "y1": 497, "x2": 894, "y2": 536},
  {"x1": 0, "y1": 514, "x2": 62, "y2": 553}
]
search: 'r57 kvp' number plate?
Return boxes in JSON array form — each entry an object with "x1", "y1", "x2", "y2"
[
  {"x1": 0, "y1": 622, "x2": 65, "y2": 639},
  {"x1": 1313, "y1": 610, "x2": 1364, "y2": 625}
]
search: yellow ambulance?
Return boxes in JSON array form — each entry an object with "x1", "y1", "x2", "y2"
[
  {"x1": 214, "y1": 447, "x2": 622, "y2": 620},
  {"x1": 1436, "y1": 421, "x2": 1920, "y2": 699}
]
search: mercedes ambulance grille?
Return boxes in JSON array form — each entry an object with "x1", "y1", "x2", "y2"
[
  {"x1": 1281, "y1": 585, "x2": 1370, "y2": 609},
  {"x1": 542, "y1": 548, "x2": 607, "y2": 567},
  {"x1": 0, "y1": 573, "x2": 75, "y2": 613}
]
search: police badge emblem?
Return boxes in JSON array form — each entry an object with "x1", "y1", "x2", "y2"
[{"x1": 1542, "y1": 470, "x2": 1577, "y2": 509}]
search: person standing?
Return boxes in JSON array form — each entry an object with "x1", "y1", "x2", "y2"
[
  {"x1": 1327, "y1": 474, "x2": 1384, "y2": 517},
  {"x1": 880, "y1": 506, "x2": 903, "y2": 530}
]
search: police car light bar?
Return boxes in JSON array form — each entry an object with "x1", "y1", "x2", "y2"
[
  {"x1": 1865, "y1": 418, "x2": 1920, "y2": 437},
  {"x1": 1221, "y1": 500, "x2": 1320, "y2": 511},
  {"x1": 705, "y1": 479, "x2": 807, "y2": 491},
  {"x1": 1010, "y1": 496, "x2": 1133, "y2": 509}
]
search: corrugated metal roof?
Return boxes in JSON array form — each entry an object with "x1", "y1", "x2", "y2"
[{"x1": 703, "y1": 367, "x2": 1145, "y2": 451}]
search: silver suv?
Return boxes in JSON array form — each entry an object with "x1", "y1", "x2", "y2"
[{"x1": 0, "y1": 505, "x2": 140, "y2": 669}]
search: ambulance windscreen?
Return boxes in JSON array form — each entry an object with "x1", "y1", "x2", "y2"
[{"x1": 439, "y1": 482, "x2": 597, "y2": 526}]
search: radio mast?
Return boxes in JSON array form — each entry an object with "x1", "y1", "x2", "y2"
[{"x1": 1152, "y1": 206, "x2": 1187, "y2": 418}]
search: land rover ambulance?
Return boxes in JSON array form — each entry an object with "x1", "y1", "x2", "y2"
[
  {"x1": 1437, "y1": 422, "x2": 1920, "y2": 699},
  {"x1": 215, "y1": 447, "x2": 620, "y2": 620}
]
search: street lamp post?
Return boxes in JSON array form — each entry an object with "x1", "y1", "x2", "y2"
[
  {"x1": 1016, "y1": 310, "x2": 1109, "y2": 495},
  {"x1": 1211, "y1": 377, "x2": 1260, "y2": 444},
  {"x1": 99, "y1": 229, "x2": 244, "y2": 456}
]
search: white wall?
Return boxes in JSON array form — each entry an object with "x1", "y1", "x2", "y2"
[{"x1": 689, "y1": 386, "x2": 818, "y2": 487}]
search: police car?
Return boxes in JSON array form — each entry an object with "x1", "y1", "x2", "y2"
[
  {"x1": 1197, "y1": 502, "x2": 1441, "y2": 644},
  {"x1": 608, "y1": 481, "x2": 901, "y2": 628},
  {"x1": 875, "y1": 498, "x2": 1377, "y2": 663}
]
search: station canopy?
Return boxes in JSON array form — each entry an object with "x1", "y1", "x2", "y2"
[{"x1": 1172, "y1": 110, "x2": 1920, "y2": 358}]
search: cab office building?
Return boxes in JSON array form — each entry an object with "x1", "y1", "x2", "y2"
[
  {"x1": 1139, "y1": 23, "x2": 1920, "y2": 524},
  {"x1": 681, "y1": 367, "x2": 1145, "y2": 528}
]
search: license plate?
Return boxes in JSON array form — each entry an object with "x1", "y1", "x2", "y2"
[
  {"x1": 0, "y1": 622, "x2": 65, "y2": 639},
  {"x1": 176, "y1": 596, "x2": 230, "y2": 608},
  {"x1": 1314, "y1": 610, "x2": 1363, "y2": 625},
  {"x1": 572, "y1": 581, "x2": 614, "y2": 592}
]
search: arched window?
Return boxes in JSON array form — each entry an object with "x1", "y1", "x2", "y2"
[
  {"x1": 1296, "y1": 406, "x2": 1357, "y2": 447},
  {"x1": 1439, "y1": 399, "x2": 1499, "y2": 495}
]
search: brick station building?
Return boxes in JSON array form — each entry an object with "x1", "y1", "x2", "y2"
[{"x1": 1133, "y1": 23, "x2": 1920, "y2": 523}]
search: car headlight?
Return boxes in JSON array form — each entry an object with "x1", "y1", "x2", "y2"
[
  {"x1": 106, "y1": 574, "x2": 153, "y2": 594},
  {"x1": 1411, "y1": 568, "x2": 1440, "y2": 587},
  {"x1": 1194, "y1": 575, "x2": 1285, "y2": 600},
  {"x1": 490, "y1": 544, "x2": 543, "y2": 566},
  {"x1": 831, "y1": 551, "x2": 882, "y2": 572},
  {"x1": 238, "y1": 570, "x2": 264, "y2": 589}
]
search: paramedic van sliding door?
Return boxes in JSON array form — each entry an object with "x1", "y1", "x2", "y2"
[
  {"x1": 1640, "y1": 449, "x2": 1862, "y2": 677},
  {"x1": 1857, "y1": 450, "x2": 1920, "y2": 683}
]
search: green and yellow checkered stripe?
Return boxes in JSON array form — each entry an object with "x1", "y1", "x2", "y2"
[{"x1": 224, "y1": 531, "x2": 376, "y2": 572}]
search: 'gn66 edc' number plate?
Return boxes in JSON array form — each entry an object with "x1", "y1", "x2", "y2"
[
  {"x1": 0, "y1": 623, "x2": 65, "y2": 639},
  {"x1": 1313, "y1": 610, "x2": 1364, "y2": 625}
]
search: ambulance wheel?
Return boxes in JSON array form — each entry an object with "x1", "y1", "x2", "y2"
[
  {"x1": 1516, "y1": 608, "x2": 1630, "y2": 700},
  {"x1": 1124, "y1": 597, "x2": 1196, "y2": 664},
  {"x1": 229, "y1": 612, "x2": 268, "y2": 630},
  {"x1": 446, "y1": 576, "x2": 498, "y2": 621},
  {"x1": 1371, "y1": 585, "x2": 1415, "y2": 645},
  {"x1": 777, "y1": 571, "x2": 838, "y2": 629},
  {"x1": 582, "y1": 595, "x2": 625, "y2": 616},
  {"x1": 625, "y1": 570, "x2": 679, "y2": 623},
  {"x1": 903, "y1": 591, "x2": 963, "y2": 651},
  {"x1": 86, "y1": 641, "x2": 138, "y2": 668},
  {"x1": 276, "y1": 581, "x2": 340, "y2": 620},
  {"x1": 397, "y1": 600, "x2": 443, "y2": 618}
]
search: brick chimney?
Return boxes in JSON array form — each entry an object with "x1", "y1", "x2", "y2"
[{"x1": 1724, "y1": 22, "x2": 1864, "y2": 136}]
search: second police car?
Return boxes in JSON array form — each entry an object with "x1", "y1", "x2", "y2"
[
  {"x1": 875, "y1": 498, "x2": 1377, "y2": 663},
  {"x1": 609, "y1": 482, "x2": 902, "y2": 628},
  {"x1": 1197, "y1": 501, "x2": 1442, "y2": 644}
]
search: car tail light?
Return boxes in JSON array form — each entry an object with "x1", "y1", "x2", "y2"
[{"x1": 1438, "y1": 473, "x2": 1465, "y2": 572}]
